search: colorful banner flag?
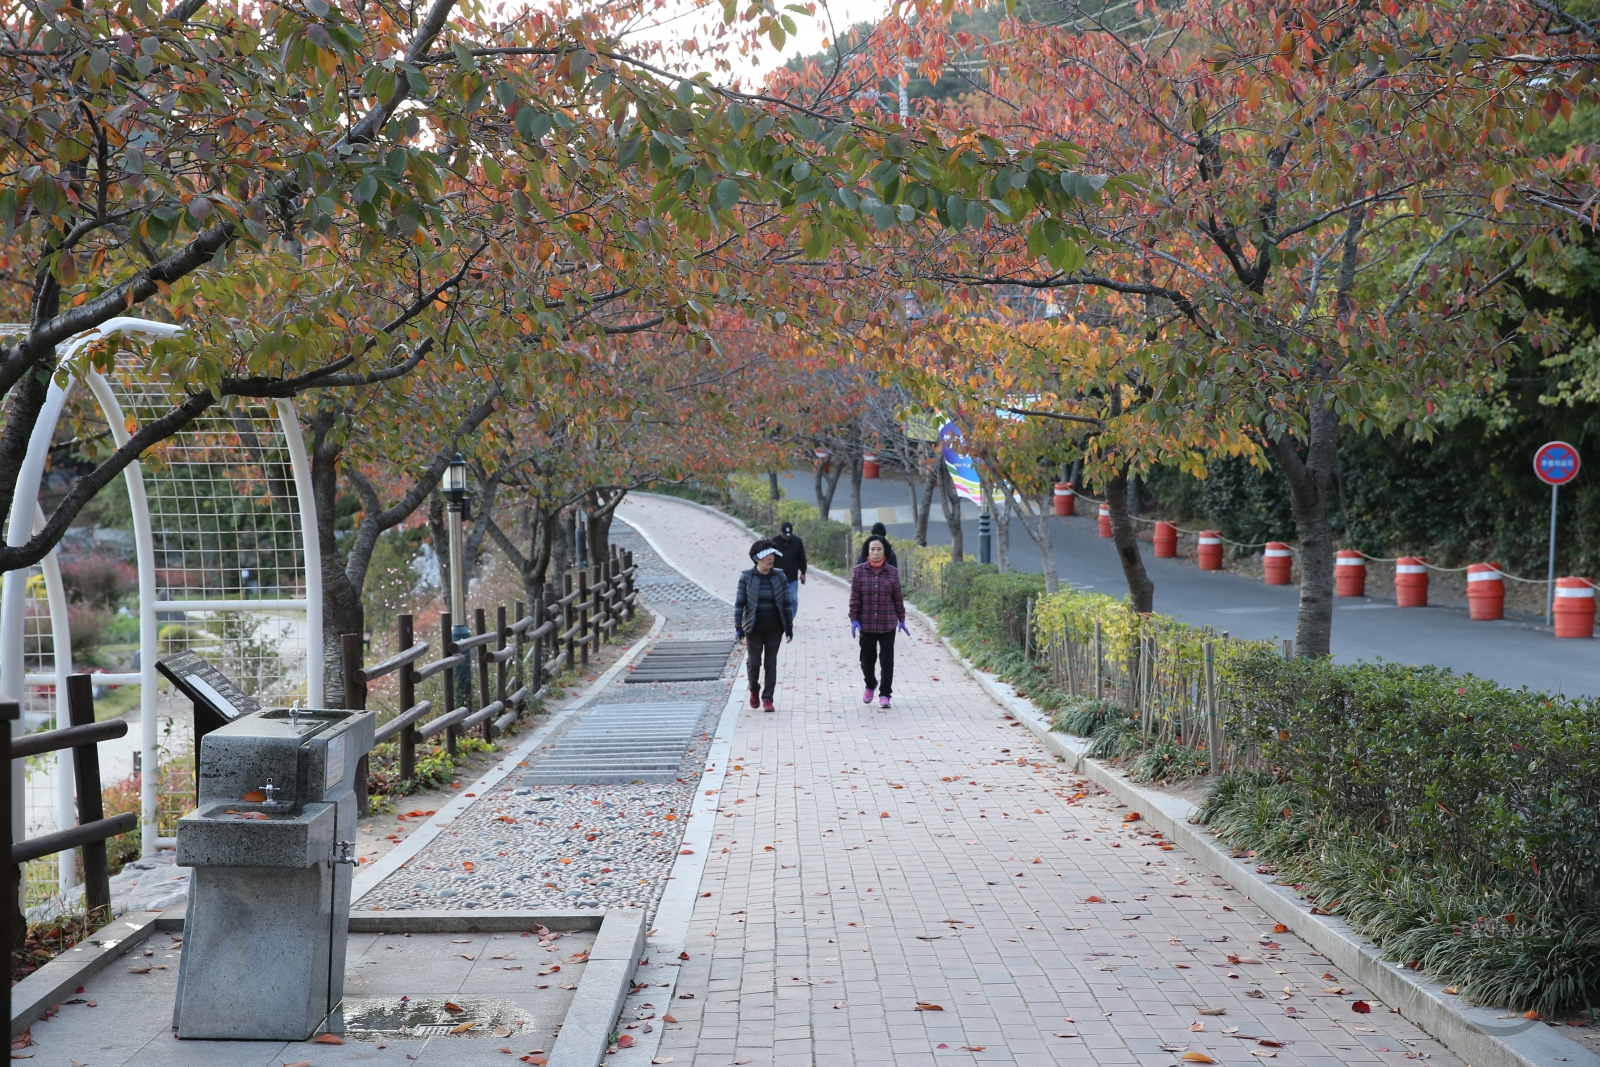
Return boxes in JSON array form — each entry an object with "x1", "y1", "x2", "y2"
[{"x1": 939, "y1": 423, "x2": 985, "y2": 504}]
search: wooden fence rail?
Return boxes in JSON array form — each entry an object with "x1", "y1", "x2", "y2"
[
  {"x1": 341, "y1": 545, "x2": 639, "y2": 811},
  {"x1": 1037, "y1": 620, "x2": 1254, "y2": 774}
]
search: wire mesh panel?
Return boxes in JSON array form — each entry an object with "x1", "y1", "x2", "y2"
[
  {"x1": 19, "y1": 565, "x2": 67, "y2": 910},
  {"x1": 107, "y1": 365, "x2": 313, "y2": 836}
]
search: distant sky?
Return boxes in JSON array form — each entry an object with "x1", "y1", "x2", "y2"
[{"x1": 615, "y1": 0, "x2": 892, "y2": 89}]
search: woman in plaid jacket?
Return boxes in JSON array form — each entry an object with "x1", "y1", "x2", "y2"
[{"x1": 848, "y1": 536, "x2": 908, "y2": 709}]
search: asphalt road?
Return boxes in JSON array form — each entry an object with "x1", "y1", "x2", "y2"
[{"x1": 780, "y1": 470, "x2": 1600, "y2": 698}]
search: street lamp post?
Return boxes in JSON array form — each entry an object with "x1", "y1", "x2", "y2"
[
  {"x1": 979, "y1": 502, "x2": 992, "y2": 565},
  {"x1": 441, "y1": 453, "x2": 473, "y2": 712}
]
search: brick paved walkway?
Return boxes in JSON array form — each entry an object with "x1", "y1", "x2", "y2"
[{"x1": 615, "y1": 494, "x2": 1462, "y2": 1067}]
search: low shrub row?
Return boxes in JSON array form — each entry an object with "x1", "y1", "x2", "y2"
[{"x1": 1201, "y1": 649, "x2": 1599, "y2": 1016}]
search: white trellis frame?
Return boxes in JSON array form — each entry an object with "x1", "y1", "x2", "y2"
[{"x1": 1, "y1": 317, "x2": 323, "y2": 872}]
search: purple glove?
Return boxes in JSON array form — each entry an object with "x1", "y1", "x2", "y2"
[
  {"x1": 897, "y1": 620, "x2": 910, "y2": 636},
  {"x1": 850, "y1": 620, "x2": 861, "y2": 638}
]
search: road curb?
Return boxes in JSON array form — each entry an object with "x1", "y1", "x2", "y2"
[{"x1": 915, "y1": 607, "x2": 1600, "y2": 1067}]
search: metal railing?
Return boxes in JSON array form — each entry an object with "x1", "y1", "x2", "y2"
[{"x1": 339, "y1": 546, "x2": 639, "y2": 808}]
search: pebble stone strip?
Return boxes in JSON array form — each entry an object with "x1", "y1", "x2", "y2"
[{"x1": 359, "y1": 521, "x2": 741, "y2": 919}]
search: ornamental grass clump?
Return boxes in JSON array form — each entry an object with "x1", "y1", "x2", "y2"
[{"x1": 1199, "y1": 648, "x2": 1600, "y2": 1016}]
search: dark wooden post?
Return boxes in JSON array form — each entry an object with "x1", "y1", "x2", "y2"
[
  {"x1": 513, "y1": 601, "x2": 526, "y2": 717},
  {"x1": 397, "y1": 613, "x2": 417, "y2": 784},
  {"x1": 64, "y1": 676, "x2": 112, "y2": 923},
  {"x1": 531, "y1": 589, "x2": 545, "y2": 693},
  {"x1": 342, "y1": 633, "x2": 368, "y2": 816},
  {"x1": 562, "y1": 571, "x2": 575, "y2": 670},
  {"x1": 623, "y1": 549, "x2": 635, "y2": 621},
  {"x1": 441, "y1": 611, "x2": 458, "y2": 758},
  {"x1": 493, "y1": 605, "x2": 507, "y2": 738},
  {"x1": 474, "y1": 607, "x2": 491, "y2": 740},
  {"x1": 1, "y1": 699, "x2": 15, "y2": 1015},
  {"x1": 577, "y1": 568, "x2": 591, "y2": 667}
]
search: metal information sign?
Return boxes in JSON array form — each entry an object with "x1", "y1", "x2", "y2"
[
  {"x1": 156, "y1": 651, "x2": 260, "y2": 729},
  {"x1": 1533, "y1": 442, "x2": 1581, "y2": 625}
]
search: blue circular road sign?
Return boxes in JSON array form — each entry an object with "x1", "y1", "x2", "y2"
[{"x1": 1534, "y1": 441, "x2": 1581, "y2": 486}]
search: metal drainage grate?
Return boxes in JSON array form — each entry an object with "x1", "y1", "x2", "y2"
[
  {"x1": 625, "y1": 640, "x2": 734, "y2": 683},
  {"x1": 520, "y1": 702, "x2": 707, "y2": 785}
]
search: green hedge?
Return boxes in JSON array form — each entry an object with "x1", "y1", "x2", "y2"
[
  {"x1": 938, "y1": 561, "x2": 1046, "y2": 651},
  {"x1": 1200, "y1": 648, "x2": 1600, "y2": 1015}
]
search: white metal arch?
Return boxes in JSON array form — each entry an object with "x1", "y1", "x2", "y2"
[{"x1": 1, "y1": 317, "x2": 323, "y2": 864}]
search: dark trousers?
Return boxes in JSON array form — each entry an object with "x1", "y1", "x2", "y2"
[
  {"x1": 747, "y1": 620, "x2": 784, "y2": 701},
  {"x1": 859, "y1": 630, "x2": 896, "y2": 697}
]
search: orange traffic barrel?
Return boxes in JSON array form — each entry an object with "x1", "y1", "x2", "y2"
[
  {"x1": 862, "y1": 452, "x2": 880, "y2": 478},
  {"x1": 1053, "y1": 483, "x2": 1075, "y2": 516},
  {"x1": 1395, "y1": 557, "x2": 1429, "y2": 607},
  {"x1": 1263, "y1": 542, "x2": 1293, "y2": 585},
  {"x1": 1466, "y1": 563, "x2": 1504, "y2": 621},
  {"x1": 1554, "y1": 577, "x2": 1595, "y2": 637},
  {"x1": 1335, "y1": 550, "x2": 1366, "y2": 597},
  {"x1": 1097, "y1": 502, "x2": 1112, "y2": 538},
  {"x1": 1197, "y1": 531, "x2": 1222, "y2": 571},
  {"x1": 1153, "y1": 521, "x2": 1178, "y2": 558}
]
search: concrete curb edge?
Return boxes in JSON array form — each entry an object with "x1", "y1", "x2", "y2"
[
  {"x1": 10, "y1": 911, "x2": 163, "y2": 1038},
  {"x1": 911, "y1": 603, "x2": 1600, "y2": 1067},
  {"x1": 548, "y1": 908, "x2": 648, "y2": 1067}
]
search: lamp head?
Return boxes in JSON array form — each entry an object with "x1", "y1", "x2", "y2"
[{"x1": 443, "y1": 452, "x2": 468, "y2": 503}]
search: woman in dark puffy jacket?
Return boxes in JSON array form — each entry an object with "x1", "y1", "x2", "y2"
[{"x1": 734, "y1": 539, "x2": 794, "y2": 712}]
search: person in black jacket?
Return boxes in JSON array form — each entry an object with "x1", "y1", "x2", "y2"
[
  {"x1": 856, "y1": 521, "x2": 899, "y2": 568},
  {"x1": 734, "y1": 539, "x2": 794, "y2": 712},
  {"x1": 773, "y1": 521, "x2": 807, "y2": 617}
]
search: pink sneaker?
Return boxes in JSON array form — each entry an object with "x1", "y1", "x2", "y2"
[
  {"x1": 879, "y1": 694, "x2": 892, "y2": 709},
  {"x1": 861, "y1": 688, "x2": 875, "y2": 704}
]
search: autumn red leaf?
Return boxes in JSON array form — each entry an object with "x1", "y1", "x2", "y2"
[{"x1": 1352, "y1": 1001, "x2": 1372, "y2": 1014}]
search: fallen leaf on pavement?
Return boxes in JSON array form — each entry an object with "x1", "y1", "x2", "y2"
[
  {"x1": 914, "y1": 1003, "x2": 944, "y2": 1011},
  {"x1": 1190, "y1": 1023, "x2": 1206, "y2": 1032},
  {"x1": 833, "y1": 1002, "x2": 846, "y2": 1010},
  {"x1": 1180, "y1": 1054, "x2": 1217, "y2": 1063},
  {"x1": 451, "y1": 1022, "x2": 476, "y2": 1034},
  {"x1": 1123, "y1": 812, "x2": 1141, "y2": 822},
  {"x1": 444, "y1": 1002, "x2": 464, "y2": 1013},
  {"x1": 494, "y1": 1026, "x2": 513, "y2": 1038},
  {"x1": 127, "y1": 964, "x2": 152, "y2": 974},
  {"x1": 313, "y1": 1034, "x2": 344, "y2": 1044},
  {"x1": 1198, "y1": 1008, "x2": 1227, "y2": 1016},
  {"x1": 283, "y1": 1062, "x2": 312, "y2": 1067},
  {"x1": 1352, "y1": 1001, "x2": 1372, "y2": 1013},
  {"x1": 616, "y1": 1035, "x2": 635, "y2": 1048},
  {"x1": 559, "y1": 982, "x2": 577, "y2": 990},
  {"x1": 960, "y1": 1046, "x2": 986, "y2": 1052},
  {"x1": 663, "y1": 1014, "x2": 678, "y2": 1023},
  {"x1": 1251, "y1": 1051, "x2": 1277, "y2": 1058},
  {"x1": 652, "y1": 1059, "x2": 674, "y2": 1065},
  {"x1": 1323, "y1": 987, "x2": 1348, "y2": 995}
]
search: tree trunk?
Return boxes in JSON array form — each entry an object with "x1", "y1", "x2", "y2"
[
  {"x1": 428, "y1": 490, "x2": 450, "y2": 611},
  {"x1": 1012, "y1": 490, "x2": 1059, "y2": 593},
  {"x1": 848, "y1": 451, "x2": 864, "y2": 531},
  {"x1": 1128, "y1": 474, "x2": 1143, "y2": 518},
  {"x1": 768, "y1": 470, "x2": 781, "y2": 500},
  {"x1": 1106, "y1": 467, "x2": 1154, "y2": 613},
  {"x1": 939, "y1": 461, "x2": 964, "y2": 561},
  {"x1": 309, "y1": 415, "x2": 361, "y2": 707},
  {"x1": 913, "y1": 455, "x2": 937, "y2": 546},
  {"x1": 1264, "y1": 403, "x2": 1340, "y2": 657},
  {"x1": 814, "y1": 458, "x2": 843, "y2": 520}
]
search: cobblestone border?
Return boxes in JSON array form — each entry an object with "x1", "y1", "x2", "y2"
[
  {"x1": 351, "y1": 611, "x2": 666, "y2": 904},
  {"x1": 913, "y1": 603, "x2": 1600, "y2": 1067}
]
